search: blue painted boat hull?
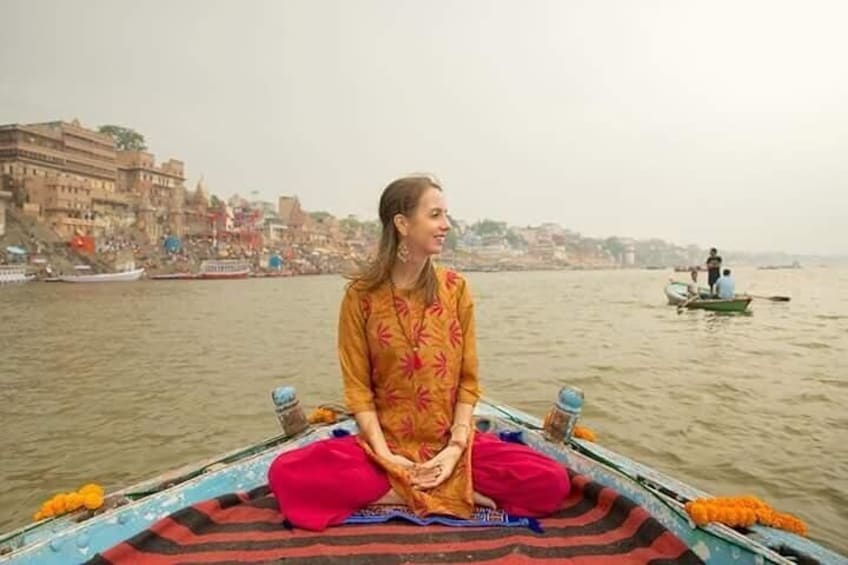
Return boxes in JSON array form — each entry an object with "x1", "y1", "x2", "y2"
[{"x1": 0, "y1": 399, "x2": 844, "y2": 564}]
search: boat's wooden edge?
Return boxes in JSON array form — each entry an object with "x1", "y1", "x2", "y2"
[
  {"x1": 0, "y1": 424, "x2": 334, "y2": 551},
  {"x1": 476, "y1": 401, "x2": 845, "y2": 565},
  {"x1": 1, "y1": 400, "x2": 844, "y2": 564}
]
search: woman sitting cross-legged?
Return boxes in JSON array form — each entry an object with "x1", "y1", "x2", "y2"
[{"x1": 267, "y1": 175, "x2": 570, "y2": 531}]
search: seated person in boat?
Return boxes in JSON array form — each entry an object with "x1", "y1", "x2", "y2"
[
  {"x1": 687, "y1": 268, "x2": 700, "y2": 297},
  {"x1": 715, "y1": 268, "x2": 735, "y2": 299},
  {"x1": 268, "y1": 176, "x2": 571, "y2": 531}
]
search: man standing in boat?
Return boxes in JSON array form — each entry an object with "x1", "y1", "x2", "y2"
[{"x1": 706, "y1": 248, "x2": 723, "y2": 295}]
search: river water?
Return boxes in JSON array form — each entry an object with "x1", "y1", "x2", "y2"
[{"x1": 1, "y1": 268, "x2": 846, "y2": 553}]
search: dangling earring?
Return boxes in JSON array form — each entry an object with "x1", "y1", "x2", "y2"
[{"x1": 397, "y1": 239, "x2": 410, "y2": 263}]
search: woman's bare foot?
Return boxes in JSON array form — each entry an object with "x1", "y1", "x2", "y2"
[
  {"x1": 474, "y1": 491, "x2": 497, "y2": 509},
  {"x1": 376, "y1": 489, "x2": 496, "y2": 509},
  {"x1": 375, "y1": 490, "x2": 404, "y2": 505}
]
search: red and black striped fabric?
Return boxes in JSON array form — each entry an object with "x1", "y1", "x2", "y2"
[{"x1": 89, "y1": 473, "x2": 703, "y2": 564}]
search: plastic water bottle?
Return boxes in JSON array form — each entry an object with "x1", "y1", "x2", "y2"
[
  {"x1": 544, "y1": 386, "x2": 584, "y2": 443},
  {"x1": 272, "y1": 386, "x2": 309, "y2": 437}
]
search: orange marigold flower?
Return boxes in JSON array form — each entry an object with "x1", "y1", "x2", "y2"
[
  {"x1": 83, "y1": 492, "x2": 104, "y2": 510},
  {"x1": 727, "y1": 509, "x2": 742, "y2": 525},
  {"x1": 79, "y1": 483, "x2": 104, "y2": 497},
  {"x1": 573, "y1": 426, "x2": 597, "y2": 442},
  {"x1": 307, "y1": 407, "x2": 337, "y2": 425},
  {"x1": 705, "y1": 506, "x2": 720, "y2": 523},
  {"x1": 685, "y1": 495, "x2": 806, "y2": 536},
  {"x1": 689, "y1": 505, "x2": 708, "y2": 525},
  {"x1": 66, "y1": 493, "x2": 84, "y2": 511},
  {"x1": 52, "y1": 495, "x2": 67, "y2": 514}
]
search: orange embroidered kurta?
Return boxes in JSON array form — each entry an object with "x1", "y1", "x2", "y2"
[{"x1": 338, "y1": 266, "x2": 481, "y2": 518}]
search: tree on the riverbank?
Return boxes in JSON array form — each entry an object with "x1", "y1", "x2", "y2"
[
  {"x1": 98, "y1": 125, "x2": 147, "y2": 151},
  {"x1": 603, "y1": 237, "x2": 627, "y2": 262},
  {"x1": 505, "y1": 230, "x2": 526, "y2": 249},
  {"x1": 471, "y1": 219, "x2": 507, "y2": 236},
  {"x1": 310, "y1": 211, "x2": 333, "y2": 222}
]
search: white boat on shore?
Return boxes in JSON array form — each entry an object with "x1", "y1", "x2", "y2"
[
  {"x1": 0, "y1": 265, "x2": 33, "y2": 285},
  {"x1": 199, "y1": 259, "x2": 250, "y2": 280},
  {"x1": 58, "y1": 267, "x2": 145, "y2": 283}
]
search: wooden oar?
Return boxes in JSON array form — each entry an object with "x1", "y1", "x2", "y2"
[{"x1": 748, "y1": 294, "x2": 791, "y2": 302}]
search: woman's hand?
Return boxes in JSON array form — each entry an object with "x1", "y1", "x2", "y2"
[
  {"x1": 410, "y1": 445, "x2": 463, "y2": 490},
  {"x1": 379, "y1": 451, "x2": 417, "y2": 470}
]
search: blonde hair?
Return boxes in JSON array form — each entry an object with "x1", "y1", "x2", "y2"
[{"x1": 348, "y1": 175, "x2": 442, "y2": 304}]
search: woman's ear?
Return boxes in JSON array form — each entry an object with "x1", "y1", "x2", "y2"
[{"x1": 393, "y1": 213, "x2": 409, "y2": 238}]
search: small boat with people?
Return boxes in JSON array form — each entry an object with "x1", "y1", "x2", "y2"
[
  {"x1": 0, "y1": 388, "x2": 842, "y2": 564},
  {"x1": 664, "y1": 281, "x2": 753, "y2": 312},
  {"x1": 198, "y1": 259, "x2": 251, "y2": 280}
]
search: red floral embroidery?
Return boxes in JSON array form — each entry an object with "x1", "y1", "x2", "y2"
[
  {"x1": 433, "y1": 351, "x2": 449, "y2": 379},
  {"x1": 393, "y1": 296, "x2": 410, "y2": 317},
  {"x1": 401, "y1": 352, "x2": 420, "y2": 378},
  {"x1": 379, "y1": 384, "x2": 401, "y2": 406},
  {"x1": 399, "y1": 415, "x2": 416, "y2": 441},
  {"x1": 418, "y1": 444, "x2": 434, "y2": 462},
  {"x1": 361, "y1": 296, "x2": 371, "y2": 319},
  {"x1": 375, "y1": 322, "x2": 392, "y2": 348},
  {"x1": 435, "y1": 415, "x2": 451, "y2": 439},
  {"x1": 444, "y1": 270, "x2": 460, "y2": 289},
  {"x1": 449, "y1": 319, "x2": 462, "y2": 348},
  {"x1": 428, "y1": 299, "x2": 444, "y2": 317},
  {"x1": 415, "y1": 386, "x2": 432, "y2": 412},
  {"x1": 413, "y1": 321, "x2": 430, "y2": 346}
]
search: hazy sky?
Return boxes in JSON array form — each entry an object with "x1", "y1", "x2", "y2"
[{"x1": 1, "y1": 0, "x2": 846, "y2": 254}]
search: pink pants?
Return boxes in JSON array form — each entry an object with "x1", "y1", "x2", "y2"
[{"x1": 267, "y1": 432, "x2": 571, "y2": 531}]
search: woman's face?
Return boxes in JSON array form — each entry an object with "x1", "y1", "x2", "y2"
[{"x1": 399, "y1": 187, "x2": 451, "y2": 257}]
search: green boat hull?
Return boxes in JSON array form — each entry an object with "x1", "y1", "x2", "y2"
[
  {"x1": 686, "y1": 297, "x2": 752, "y2": 312},
  {"x1": 665, "y1": 282, "x2": 753, "y2": 312}
]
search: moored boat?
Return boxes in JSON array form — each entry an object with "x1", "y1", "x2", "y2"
[
  {"x1": 0, "y1": 391, "x2": 842, "y2": 564},
  {"x1": 758, "y1": 262, "x2": 802, "y2": 270},
  {"x1": 198, "y1": 259, "x2": 250, "y2": 280},
  {"x1": 250, "y1": 269, "x2": 294, "y2": 278},
  {"x1": 150, "y1": 272, "x2": 197, "y2": 281},
  {"x1": 58, "y1": 268, "x2": 145, "y2": 283},
  {"x1": 0, "y1": 265, "x2": 33, "y2": 285}
]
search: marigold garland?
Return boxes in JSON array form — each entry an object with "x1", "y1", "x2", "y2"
[
  {"x1": 573, "y1": 425, "x2": 597, "y2": 442},
  {"x1": 33, "y1": 483, "x2": 105, "y2": 522},
  {"x1": 684, "y1": 496, "x2": 806, "y2": 536},
  {"x1": 307, "y1": 407, "x2": 338, "y2": 425}
]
